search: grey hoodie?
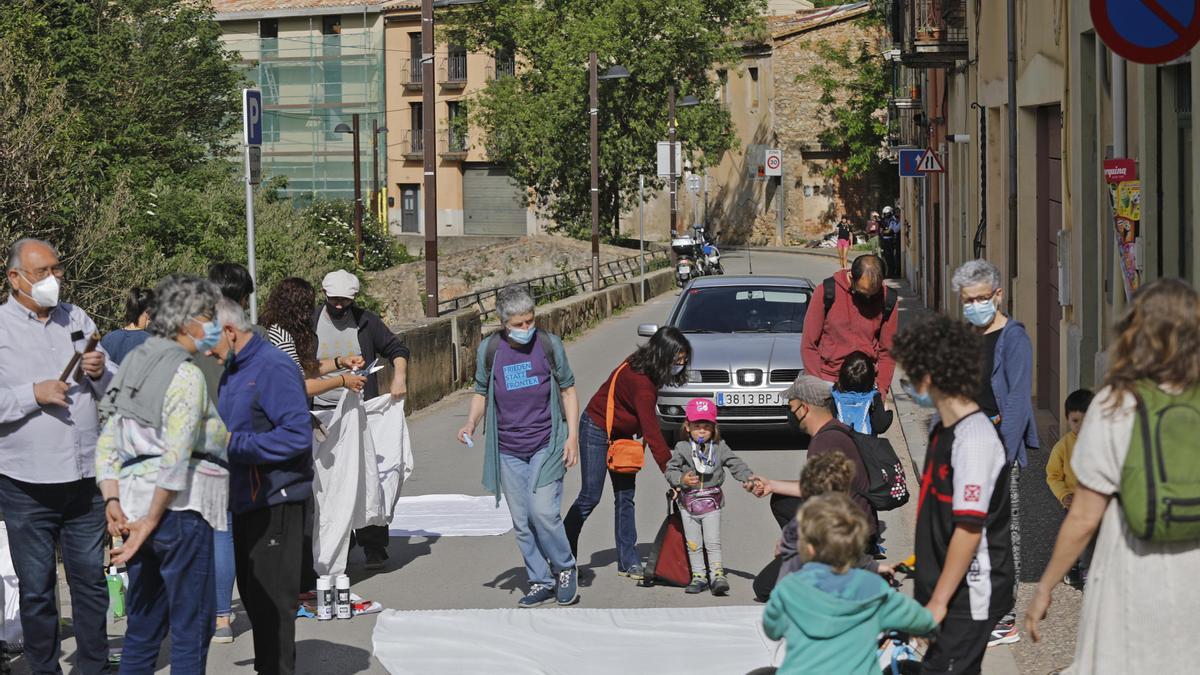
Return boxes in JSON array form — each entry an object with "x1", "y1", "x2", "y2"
[{"x1": 664, "y1": 440, "x2": 754, "y2": 490}]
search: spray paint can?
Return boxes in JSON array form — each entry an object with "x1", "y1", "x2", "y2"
[
  {"x1": 335, "y1": 574, "x2": 352, "y2": 619},
  {"x1": 315, "y1": 576, "x2": 333, "y2": 621}
]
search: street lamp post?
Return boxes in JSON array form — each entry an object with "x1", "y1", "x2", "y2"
[
  {"x1": 667, "y1": 87, "x2": 700, "y2": 238},
  {"x1": 334, "y1": 115, "x2": 364, "y2": 265},
  {"x1": 587, "y1": 55, "x2": 629, "y2": 291},
  {"x1": 372, "y1": 120, "x2": 387, "y2": 226},
  {"x1": 422, "y1": 0, "x2": 438, "y2": 317}
]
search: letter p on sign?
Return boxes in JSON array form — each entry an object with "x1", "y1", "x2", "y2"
[{"x1": 243, "y1": 89, "x2": 263, "y2": 146}]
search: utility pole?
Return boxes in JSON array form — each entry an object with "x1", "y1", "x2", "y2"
[
  {"x1": 589, "y1": 52, "x2": 600, "y2": 290},
  {"x1": 422, "y1": 0, "x2": 438, "y2": 317},
  {"x1": 668, "y1": 85, "x2": 677, "y2": 237},
  {"x1": 352, "y1": 113, "x2": 363, "y2": 264}
]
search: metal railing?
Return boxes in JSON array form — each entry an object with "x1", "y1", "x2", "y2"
[
  {"x1": 402, "y1": 129, "x2": 423, "y2": 157},
  {"x1": 438, "y1": 250, "x2": 670, "y2": 320},
  {"x1": 441, "y1": 50, "x2": 468, "y2": 84}
]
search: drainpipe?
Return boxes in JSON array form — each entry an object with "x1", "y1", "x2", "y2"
[{"x1": 1006, "y1": 0, "x2": 1018, "y2": 305}]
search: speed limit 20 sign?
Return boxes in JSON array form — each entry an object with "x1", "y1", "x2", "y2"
[{"x1": 764, "y1": 149, "x2": 782, "y2": 176}]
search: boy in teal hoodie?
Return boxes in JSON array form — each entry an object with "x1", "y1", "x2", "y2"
[{"x1": 763, "y1": 494, "x2": 936, "y2": 675}]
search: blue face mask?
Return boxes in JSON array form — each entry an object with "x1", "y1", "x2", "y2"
[
  {"x1": 962, "y1": 299, "x2": 997, "y2": 327},
  {"x1": 901, "y1": 380, "x2": 936, "y2": 408},
  {"x1": 672, "y1": 364, "x2": 686, "y2": 376},
  {"x1": 192, "y1": 319, "x2": 222, "y2": 353},
  {"x1": 508, "y1": 326, "x2": 535, "y2": 345}
]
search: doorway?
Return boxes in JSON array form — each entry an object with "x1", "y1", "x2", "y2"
[
  {"x1": 399, "y1": 184, "x2": 419, "y2": 233},
  {"x1": 1036, "y1": 105, "x2": 1063, "y2": 419}
]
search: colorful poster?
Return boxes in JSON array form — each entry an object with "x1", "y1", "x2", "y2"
[{"x1": 1117, "y1": 180, "x2": 1142, "y2": 220}]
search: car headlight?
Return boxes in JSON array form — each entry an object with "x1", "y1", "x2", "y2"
[
  {"x1": 686, "y1": 370, "x2": 702, "y2": 383},
  {"x1": 664, "y1": 405, "x2": 684, "y2": 416}
]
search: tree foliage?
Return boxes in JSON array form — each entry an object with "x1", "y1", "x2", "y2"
[
  {"x1": 0, "y1": 1, "x2": 404, "y2": 328},
  {"x1": 444, "y1": 0, "x2": 766, "y2": 239}
]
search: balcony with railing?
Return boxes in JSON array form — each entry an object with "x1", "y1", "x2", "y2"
[
  {"x1": 893, "y1": 0, "x2": 968, "y2": 67},
  {"x1": 439, "y1": 48, "x2": 468, "y2": 89},
  {"x1": 439, "y1": 126, "x2": 468, "y2": 159},
  {"x1": 400, "y1": 58, "x2": 423, "y2": 91},
  {"x1": 488, "y1": 51, "x2": 516, "y2": 81},
  {"x1": 402, "y1": 129, "x2": 424, "y2": 160}
]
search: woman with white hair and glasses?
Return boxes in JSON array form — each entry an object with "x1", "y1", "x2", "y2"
[
  {"x1": 96, "y1": 275, "x2": 230, "y2": 673},
  {"x1": 458, "y1": 287, "x2": 581, "y2": 608},
  {"x1": 951, "y1": 259, "x2": 1039, "y2": 647}
]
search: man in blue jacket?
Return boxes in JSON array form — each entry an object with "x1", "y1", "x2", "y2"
[{"x1": 214, "y1": 298, "x2": 313, "y2": 675}]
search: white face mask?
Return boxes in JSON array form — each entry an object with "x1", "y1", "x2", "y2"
[{"x1": 19, "y1": 273, "x2": 60, "y2": 309}]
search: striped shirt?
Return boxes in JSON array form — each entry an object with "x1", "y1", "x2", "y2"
[{"x1": 266, "y1": 324, "x2": 303, "y2": 372}]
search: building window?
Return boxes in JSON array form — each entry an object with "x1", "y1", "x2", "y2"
[
  {"x1": 411, "y1": 103, "x2": 423, "y2": 152},
  {"x1": 446, "y1": 44, "x2": 467, "y2": 82},
  {"x1": 322, "y1": 15, "x2": 341, "y2": 35},
  {"x1": 409, "y1": 33, "x2": 423, "y2": 83},
  {"x1": 259, "y1": 18, "x2": 278, "y2": 39},
  {"x1": 448, "y1": 101, "x2": 467, "y2": 152},
  {"x1": 495, "y1": 48, "x2": 515, "y2": 79},
  {"x1": 748, "y1": 66, "x2": 759, "y2": 109}
]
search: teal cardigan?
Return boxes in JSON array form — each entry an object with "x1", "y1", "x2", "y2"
[{"x1": 474, "y1": 332, "x2": 575, "y2": 502}]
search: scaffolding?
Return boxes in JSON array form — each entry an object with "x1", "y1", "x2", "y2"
[{"x1": 221, "y1": 14, "x2": 387, "y2": 204}]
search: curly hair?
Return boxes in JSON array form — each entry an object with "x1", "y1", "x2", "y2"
[
  {"x1": 1104, "y1": 278, "x2": 1200, "y2": 412},
  {"x1": 259, "y1": 277, "x2": 320, "y2": 377},
  {"x1": 892, "y1": 314, "x2": 982, "y2": 400},
  {"x1": 800, "y1": 451, "x2": 855, "y2": 498}
]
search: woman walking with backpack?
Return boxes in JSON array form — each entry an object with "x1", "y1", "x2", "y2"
[
  {"x1": 1025, "y1": 279, "x2": 1200, "y2": 673},
  {"x1": 563, "y1": 327, "x2": 691, "y2": 580}
]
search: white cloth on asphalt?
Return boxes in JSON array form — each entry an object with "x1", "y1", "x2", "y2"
[
  {"x1": 372, "y1": 606, "x2": 780, "y2": 674},
  {"x1": 387, "y1": 494, "x2": 513, "y2": 537},
  {"x1": 312, "y1": 392, "x2": 414, "y2": 577},
  {"x1": 0, "y1": 523, "x2": 20, "y2": 646}
]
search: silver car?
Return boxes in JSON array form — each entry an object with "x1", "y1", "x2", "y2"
[{"x1": 638, "y1": 275, "x2": 815, "y2": 432}]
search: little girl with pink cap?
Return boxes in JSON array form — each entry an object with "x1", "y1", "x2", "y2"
[{"x1": 664, "y1": 398, "x2": 762, "y2": 595}]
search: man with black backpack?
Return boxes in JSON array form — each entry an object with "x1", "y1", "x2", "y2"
[{"x1": 802, "y1": 254, "x2": 899, "y2": 398}]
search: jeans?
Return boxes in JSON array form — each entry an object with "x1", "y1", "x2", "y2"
[
  {"x1": 564, "y1": 414, "x2": 640, "y2": 571},
  {"x1": 214, "y1": 511, "x2": 235, "y2": 618},
  {"x1": 233, "y1": 501, "x2": 305, "y2": 675},
  {"x1": 499, "y1": 448, "x2": 576, "y2": 587},
  {"x1": 122, "y1": 510, "x2": 215, "y2": 675},
  {"x1": 0, "y1": 475, "x2": 109, "y2": 675}
]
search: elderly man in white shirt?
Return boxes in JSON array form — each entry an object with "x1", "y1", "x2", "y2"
[{"x1": 0, "y1": 238, "x2": 115, "y2": 674}]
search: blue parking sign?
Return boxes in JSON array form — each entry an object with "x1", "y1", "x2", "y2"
[
  {"x1": 243, "y1": 89, "x2": 263, "y2": 146},
  {"x1": 898, "y1": 149, "x2": 925, "y2": 178}
]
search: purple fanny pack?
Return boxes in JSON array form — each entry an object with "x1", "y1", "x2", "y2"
[{"x1": 679, "y1": 486, "x2": 724, "y2": 516}]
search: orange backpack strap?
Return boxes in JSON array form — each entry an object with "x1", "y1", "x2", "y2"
[{"x1": 605, "y1": 362, "x2": 629, "y2": 439}]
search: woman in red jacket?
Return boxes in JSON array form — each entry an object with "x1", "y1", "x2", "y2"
[{"x1": 564, "y1": 327, "x2": 691, "y2": 579}]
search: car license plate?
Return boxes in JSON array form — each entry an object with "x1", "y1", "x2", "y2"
[
  {"x1": 716, "y1": 392, "x2": 783, "y2": 407},
  {"x1": 678, "y1": 264, "x2": 691, "y2": 274}
]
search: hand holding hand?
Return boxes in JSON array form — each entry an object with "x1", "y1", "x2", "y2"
[
  {"x1": 749, "y1": 476, "x2": 771, "y2": 497},
  {"x1": 111, "y1": 517, "x2": 157, "y2": 566},
  {"x1": 682, "y1": 471, "x2": 700, "y2": 488},
  {"x1": 33, "y1": 380, "x2": 69, "y2": 407},
  {"x1": 81, "y1": 350, "x2": 106, "y2": 379},
  {"x1": 104, "y1": 501, "x2": 128, "y2": 539}
]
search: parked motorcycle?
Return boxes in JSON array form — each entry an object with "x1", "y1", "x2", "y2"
[
  {"x1": 672, "y1": 231, "x2": 703, "y2": 287},
  {"x1": 697, "y1": 227, "x2": 723, "y2": 276}
]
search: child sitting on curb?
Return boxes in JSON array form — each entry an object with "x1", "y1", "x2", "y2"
[
  {"x1": 664, "y1": 398, "x2": 760, "y2": 596},
  {"x1": 764, "y1": 494, "x2": 936, "y2": 674}
]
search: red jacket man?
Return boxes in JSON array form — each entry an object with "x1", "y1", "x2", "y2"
[{"x1": 801, "y1": 255, "x2": 899, "y2": 396}]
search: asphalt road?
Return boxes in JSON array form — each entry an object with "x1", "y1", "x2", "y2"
[{"x1": 23, "y1": 248, "x2": 1024, "y2": 673}]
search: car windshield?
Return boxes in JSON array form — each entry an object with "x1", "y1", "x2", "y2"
[{"x1": 673, "y1": 285, "x2": 810, "y2": 334}]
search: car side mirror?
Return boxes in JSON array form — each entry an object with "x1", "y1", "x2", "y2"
[{"x1": 637, "y1": 323, "x2": 659, "y2": 338}]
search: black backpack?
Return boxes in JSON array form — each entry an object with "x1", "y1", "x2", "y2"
[
  {"x1": 824, "y1": 425, "x2": 910, "y2": 512},
  {"x1": 823, "y1": 276, "x2": 898, "y2": 323}
]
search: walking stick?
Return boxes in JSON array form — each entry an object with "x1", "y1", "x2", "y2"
[{"x1": 60, "y1": 333, "x2": 100, "y2": 382}]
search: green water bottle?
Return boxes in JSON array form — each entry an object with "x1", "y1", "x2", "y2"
[{"x1": 106, "y1": 566, "x2": 124, "y2": 619}]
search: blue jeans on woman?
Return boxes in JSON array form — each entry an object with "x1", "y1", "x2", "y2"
[
  {"x1": 564, "y1": 414, "x2": 640, "y2": 572},
  {"x1": 213, "y1": 511, "x2": 235, "y2": 618},
  {"x1": 122, "y1": 509, "x2": 216, "y2": 675},
  {"x1": 498, "y1": 447, "x2": 576, "y2": 586}
]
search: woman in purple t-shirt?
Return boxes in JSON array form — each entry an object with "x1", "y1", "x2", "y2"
[{"x1": 458, "y1": 287, "x2": 581, "y2": 608}]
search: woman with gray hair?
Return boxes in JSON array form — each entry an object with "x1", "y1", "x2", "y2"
[
  {"x1": 951, "y1": 258, "x2": 1038, "y2": 646},
  {"x1": 96, "y1": 275, "x2": 230, "y2": 672},
  {"x1": 457, "y1": 286, "x2": 582, "y2": 607}
]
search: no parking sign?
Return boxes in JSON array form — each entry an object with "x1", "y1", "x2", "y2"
[{"x1": 1092, "y1": 0, "x2": 1200, "y2": 64}]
